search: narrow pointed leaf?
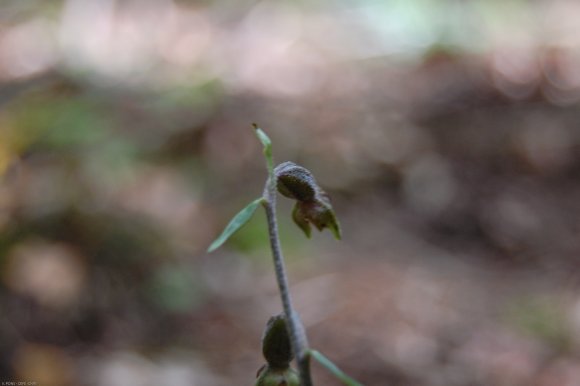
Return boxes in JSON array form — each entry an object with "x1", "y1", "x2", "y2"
[
  {"x1": 253, "y1": 123, "x2": 271, "y2": 150},
  {"x1": 309, "y1": 350, "x2": 364, "y2": 386},
  {"x1": 252, "y1": 124, "x2": 273, "y2": 174},
  {"x1": 207, "y1": 198, "x2": 263, "y2": 252}
]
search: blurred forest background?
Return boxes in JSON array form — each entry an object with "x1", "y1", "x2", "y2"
[{"x1": 2, "y1": 0, "x2": 580, "y2": 385}]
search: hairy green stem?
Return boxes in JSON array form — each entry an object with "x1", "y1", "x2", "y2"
[{"x1": 262, "y1": 177, "x2": 312, "y2": 386}]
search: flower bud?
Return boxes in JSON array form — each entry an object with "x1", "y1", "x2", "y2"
[{"x1": 261, "y1": 314, "x2": 293, "y2": 368}]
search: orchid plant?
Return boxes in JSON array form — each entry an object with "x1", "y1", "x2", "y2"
[{"x1": 208, "y1": 125, "x2": 362, "y2": 386}]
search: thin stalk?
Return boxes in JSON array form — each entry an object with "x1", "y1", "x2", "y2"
[{"x1": 262, "y1": 176, "x2": 312, "y2": 386}]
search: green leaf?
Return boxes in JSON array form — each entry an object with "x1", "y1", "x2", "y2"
[
  {"x1": 207, "y1": 198, "x2": 264, "y2": 252},
  {"x1": 252, "y1": 123, "x2": 273, "y2": 174},
  {"x1": 253, "y1": 123, "x2": 271, "y2": 149},
  {"x1": 309, "y1": 350, "x2": 364, "y2": 386}
]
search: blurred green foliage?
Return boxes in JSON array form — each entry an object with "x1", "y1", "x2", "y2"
[{"x1": 505, "y1": 297, "x2": 570, "y2": 352}]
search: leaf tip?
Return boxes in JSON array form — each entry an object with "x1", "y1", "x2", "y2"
[{"x1": 206, "y1": 242, "x2": 219, "y2": 253}]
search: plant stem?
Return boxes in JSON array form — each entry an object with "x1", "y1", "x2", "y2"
[{"x1": 262, "y1": 177, "x2": 312, "y2": 386}]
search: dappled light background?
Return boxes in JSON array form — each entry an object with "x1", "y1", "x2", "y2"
[{"x1": 2, "y1": 0, "x2": 580, "y2": 385}]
